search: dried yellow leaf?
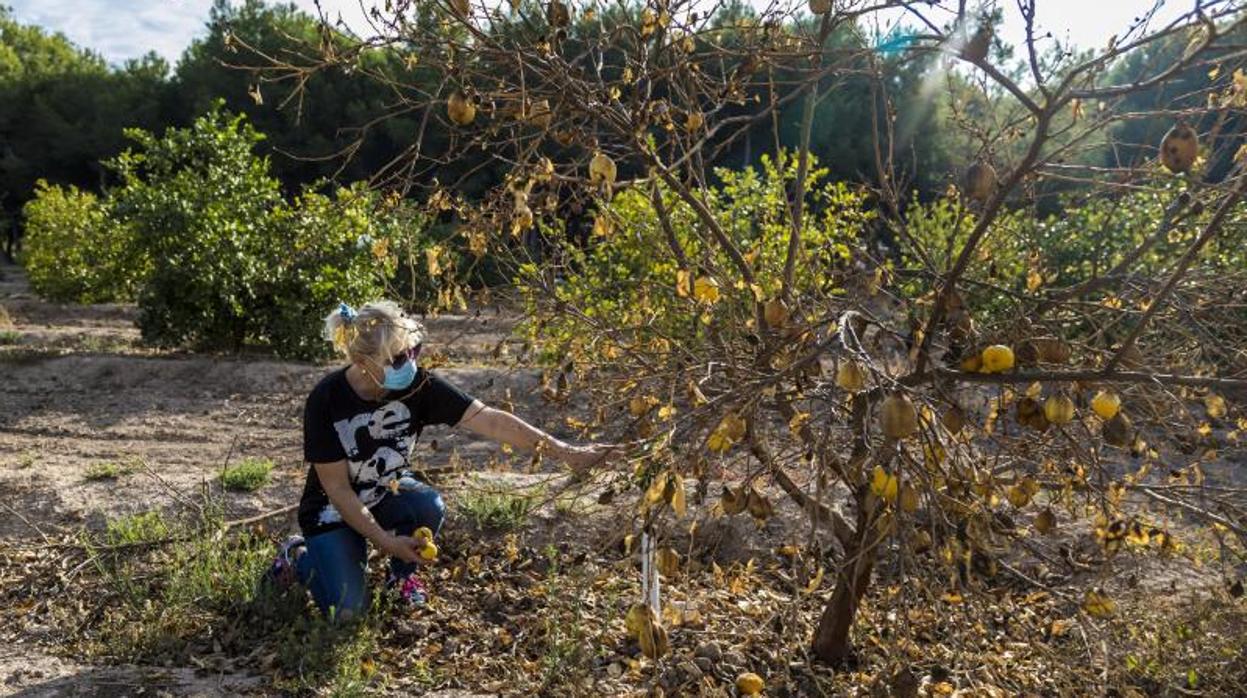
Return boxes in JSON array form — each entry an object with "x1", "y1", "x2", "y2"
[
  {"x1": 693, "y1": 275, "x2": 721, "y2": 304},
  {"x1": 669, "y1": 473, "x2": 687, "y2": 517},
  {"x1": 656, "y1": 547, "x2": 680, "y2": 578},
  {"x1": 871, "y1": 466, "x2": 900, "y2": 504},
  {"x1": 675, "y1": 269, "x2": 692, "y2": 297},
  {"x1": 1082, "y1": 589, "x2": 1117, "y2": 618},
  {"x1": 787, "y1": 411, "x2": 811, "y2": 435}
]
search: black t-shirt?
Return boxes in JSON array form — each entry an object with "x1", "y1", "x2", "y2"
[{"x1": 297, "y1": 366, "x2": 476, "y2": 536}]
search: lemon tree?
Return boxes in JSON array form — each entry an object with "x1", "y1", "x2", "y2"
[{"x1": 274, "y1": 0, "x2": 1247, "y2": 673}]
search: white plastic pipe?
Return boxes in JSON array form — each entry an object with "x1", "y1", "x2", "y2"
[{"x1": 641, "y1": 531, "x2": 660, "y2": 612}]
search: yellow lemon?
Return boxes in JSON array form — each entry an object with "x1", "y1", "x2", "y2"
[
  {"x1": 899, "y1": 484, "x2": 920, "y2": 513},
  {"x1": 1044, "y1": 394, "x2": 1075, "y2": 425},
  {"x1": 835, "y1": 360, "x2": 867, "y2": 392},
  {"x1": 692, "y1": 275, "x2": 720, "y2": 304},
  {"x1": 1034, "y1": 507, "x2": 1057, "y2": 535},
  {"x1": 1160, "y1": 123, "x2": 1198, "y2": 173},
  {"x1": 624, "y1": 603, "x2": 650, "y2": 639},
  {"x1": 736, "y1": 672, "x2": 765, "y2": 695},
  {"x1": 980, "y1": 344, "x2": 1015, "y2": 373},
  {"x1": 447, "y1": 91, "x2": 475, "y2": 126},
  {"x1": 964, "y1": 161, "x2": 997, "y2": 202},
  {"x1": 1091, "y1": 391, "x2": 1120, "y2": 420},
  {"x1": 589, "y1": 151, "x2": 617, "y2": 187},
  {"x1": 871, "y1": 466, "x2": 900, "y2": 504},
  {"x1": 763, "y1": 298, "x2": 789, "y2": 328}
]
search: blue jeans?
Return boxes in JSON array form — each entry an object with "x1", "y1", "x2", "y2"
[{"x1": 295, "y1": 486, "x2": 445, "y2": 620}]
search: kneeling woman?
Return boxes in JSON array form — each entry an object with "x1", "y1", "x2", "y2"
[{"x1": 270, "y1": 300, "x2": 608, "y2": 619}]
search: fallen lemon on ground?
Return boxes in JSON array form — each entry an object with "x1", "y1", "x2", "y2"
[
  {"x1": 1082, "y1": 588, "x2": 1117, "y2": 618},
  {"x1": 624, "y1": 603, "x2": 650, "y2": 639},
  {"x1": 624, "y1": 603, "x2": 669, "y2": 658},
  {"x1": 736, "y1": 672, "x2": 765, "y2": 694}
]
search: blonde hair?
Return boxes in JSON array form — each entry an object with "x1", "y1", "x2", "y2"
[{"x1": 324, "y1": 300, "x2": 424, "y2": 364}]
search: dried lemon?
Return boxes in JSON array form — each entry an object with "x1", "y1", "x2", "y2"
[{"x1": 881, "y1": 394, "x2": 918, "y2": 439}]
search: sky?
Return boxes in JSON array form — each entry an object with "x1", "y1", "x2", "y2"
[{"x1": 5, "y1": 1, "x2": 1194, "y2": 67}]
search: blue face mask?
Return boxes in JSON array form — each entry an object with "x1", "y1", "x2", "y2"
[{"x1": 382, "y1": 359, "x2": 416, "y2": 390}]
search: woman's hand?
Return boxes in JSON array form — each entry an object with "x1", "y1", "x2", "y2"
[
  {"x1": 553, "y1": 442, "x2": 615, "y2": 472},
  {"x1": 379, "y1": 533, "x2": 431, "y2": 565}
]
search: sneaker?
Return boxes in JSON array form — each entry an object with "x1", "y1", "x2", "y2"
[
  {"x1": 388, "y1": 571, "x2": 428, "y2": 607},
  {"x1": 264, "y1": 535, "x2": 305, "y2": 590}
]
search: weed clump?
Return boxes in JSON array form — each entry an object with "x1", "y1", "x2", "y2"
[{"x1": 220, "y1": 457, "x2": 274, "y2": 492}]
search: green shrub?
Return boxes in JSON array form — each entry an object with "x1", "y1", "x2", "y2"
[
  {"x1": 95, "y1": 528, "x2": 304, "y2": 665},
  {"x1": 21, "y1": 181, "x2": 142, "y2": 302},
  {"x1": 520, "y1": 152, "x2": 871, "y2": 363},
  {"x1": 250, "y1": 184, "x2": 420, "y2": 358},
  {"x1": 898, "y1": 180, "x2": 1247, "y2": 333},
  {"x1": 18, "y1": 104, "x2": 439, "y2": 359},
  {"x1": 109, "y1": 107, "x2": 285, "y2": 353},
  {"x1": 104, "y1": 105, "x2": 426, "y2": 358},
  {"x1": 220, "y1": 457, "x2": 274, "y2": 492}
]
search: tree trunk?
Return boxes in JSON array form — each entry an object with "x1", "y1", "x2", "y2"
[
  {"x1": 810, "y1": 540, "x2": 876, "y2": 664},
  {"x1": 811, "y1": 397, "x2": 881, "y2": 664}
]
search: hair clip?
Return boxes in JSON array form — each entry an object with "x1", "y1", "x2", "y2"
[{"x1": 338, "y1": 302, "x2": 358, "y2": 322}]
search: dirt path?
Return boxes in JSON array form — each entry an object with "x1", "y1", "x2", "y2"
[
  {"x1": 0, "y1": 645, "x2": 495, "y2": 697},
  {"x1": 0, "y1": 645, "x2": 265, "y2": 697}
]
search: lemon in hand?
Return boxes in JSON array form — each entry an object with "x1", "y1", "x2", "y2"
[{"x1": 412, "y1": 526, "x2": 438, "y2": 560}]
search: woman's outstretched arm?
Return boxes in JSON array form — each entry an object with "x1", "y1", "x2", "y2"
[{"x1": 456, "y1": 401, "x2": 612, "y2": 470}]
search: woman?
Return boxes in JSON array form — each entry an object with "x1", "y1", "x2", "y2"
[{"x1": 267, "y1": 300, "x2": 609, "y2": 620}]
